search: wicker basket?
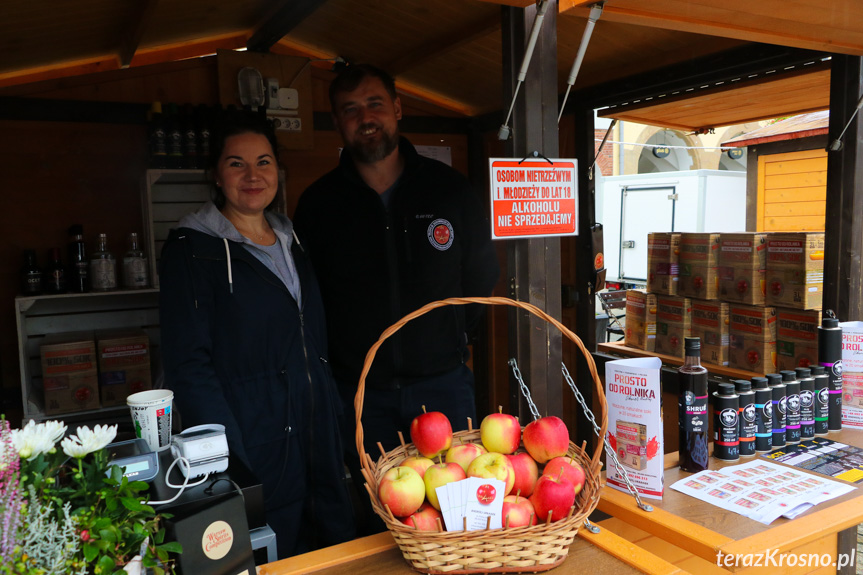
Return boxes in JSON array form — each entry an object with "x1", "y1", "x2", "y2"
[{"x1": 354, "y1": 296, "x2": 607, "y2": 574}]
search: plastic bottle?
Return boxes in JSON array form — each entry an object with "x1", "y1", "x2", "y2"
[{"x1": 678, "y1": 337, "x2": 709, "y2": 472}]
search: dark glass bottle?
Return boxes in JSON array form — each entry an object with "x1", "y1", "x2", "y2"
[
  {"x1": 67, "y1": 224, "x2": 89, "y2": 293},
  {"x1": 181, "y1": 103, "x2": 198, "y2": 169},
  {"x1": 21, "y1": 249, "x2": 42, "y2": 295},
  {"x1": 196, "y1": 104, "x2": 211, "y2": 169},
  {"x1": 44, "y1": 247, "x2": 66, "y2": 294},
  {"x1": 148, "y1": 101, "x2": 167, "y2": 169},
  {"x1": 165, "y1": 103, "x2": 183, "y2": 169},
  {"x1": 679, "y1": 336, "x2": 709, "y2": 472}
]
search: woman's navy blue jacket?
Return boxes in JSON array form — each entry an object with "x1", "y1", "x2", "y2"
[{"x1": 159, "y1": 227, "x2": 354, "y2": 556}]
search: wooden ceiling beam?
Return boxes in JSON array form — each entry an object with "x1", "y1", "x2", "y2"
[
  {"x1": 129, "y1": 33, "x2": 249, "y2": 68},
  {"x1": 247, "y1": 0, "x2": 329, "y2": 53},
  {"x1": 118, "y1": 0, "x2": 160, "y2": 68},
  {"x1": 0, "y1": 56, "x2": 121, "y2": 90},
  {"x1": 384, "y1": 17, "x2": 500, "y2": 76},
  {"x1": 475, "y1": 0, "x2": 535, "y2": 7},
  {"x1": 559, "y1": 2, "x2": 863, "y2": 56}
]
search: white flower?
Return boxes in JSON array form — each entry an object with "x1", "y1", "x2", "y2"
[
  {"x1": 61, "y1": 424, "x2": 117, "y2": 459},
  {"x1": 10, "y1": 420, "x2": 63, "y2": 460}
]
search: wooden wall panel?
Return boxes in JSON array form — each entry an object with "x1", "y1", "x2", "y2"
[{"x1": 756, "y1": 149, "x2": 827, "y2": 232}]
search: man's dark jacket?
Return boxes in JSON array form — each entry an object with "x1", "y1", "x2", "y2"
[
  {"x1": 294, "y1": 137, "x2": 500, "y2": 390},
  {"x1": 159, "y1": 227, "x2": 353, "y2": 555}
]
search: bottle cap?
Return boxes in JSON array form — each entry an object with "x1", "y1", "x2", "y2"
[
  {"x1": 684, "y1": 337, "x2": 701, "y2": 353},
  {"x1": 751, "y1": 376, "x2": 768, "y2": 389},
  {"x1": 810, "y1": 365, "x2": 826, "y2": 376},
  {"x1": 766, "y1": 373, "x2": 782, "y2": 386},
  {"x1": 780, "y1": 370, "x2": 797, "y2": 382},
  {"x1": 734, "y1": 379, "x2": 752, "y2": 392},
  {"x1": 68, "y1": 223, "x2": 83, "y2": 236},
  {"x1": 822, "y1": 317, "x2": 839, "y2": 329},
  {"x1": 717, "y1": 383, "x2": 736, "y2": 395},
  {"x1": 795, "y1": 367, "x2": 812, "y2": 379}
]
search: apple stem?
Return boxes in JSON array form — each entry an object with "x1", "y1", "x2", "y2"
[
  {"x1": 421, "y1": 405, "x2": 427, "y2": 413},
  {"x1": 515, "y1": 489, "x2": 521, "y2": 503},
  {"x1": 498, "y1": 405, "x2": 503, "y2": 414},
  {"x1": 557, "y1": 468, "x2": 564, "y2": 482}
]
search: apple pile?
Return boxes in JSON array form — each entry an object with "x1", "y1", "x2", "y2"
[{"x1": 377, "y1": 406, "x2": 587, "y2": 531}]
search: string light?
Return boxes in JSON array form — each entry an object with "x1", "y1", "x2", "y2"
[{"x1": 595, "y1": 138, "x2": 740, "y2": 152}]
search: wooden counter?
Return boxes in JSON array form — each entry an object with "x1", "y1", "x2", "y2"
[
  {"x1": 598, "y1": 429, "x2": 863, "y2": 574},
  {"x1": 257, "y1": 429, "x2": 863, "y2": 575}
]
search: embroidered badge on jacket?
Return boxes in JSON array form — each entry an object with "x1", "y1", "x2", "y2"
[{"x1": 428, "y1": 218, "x2": 454, "y2": 251}]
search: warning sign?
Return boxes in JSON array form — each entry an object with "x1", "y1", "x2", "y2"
[{"x1": 489, "y1": 158, "x2": 578, "y2": 240}]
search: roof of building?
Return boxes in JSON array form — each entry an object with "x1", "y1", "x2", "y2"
[{"x1": 722, "y1": 111, "x2": 829, "y2": 147}]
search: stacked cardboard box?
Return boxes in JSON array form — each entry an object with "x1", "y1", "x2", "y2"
[
  {"x1": 624, "y1": 289, "x2": 657, "y2": 351},
  {"x1": 654, "y1": 295, "x2": 692, "y2": 358},
  {"x1": 40, "y1": 333, "x2": 100, "y2": 415},
  {"x1": 691, "y1": 300, "x2": 730, "y2": 366},
  {"x1": 775, "y1": 308, "x2": 820, "y2": 371},
  {"x1": 718, "y1": 232, "x2": 767, "y2": 305},
  {"x1": 729, "y1": 304, "x2": 777, "y2": 373},
  {"x1": 765, "y1": 232, "x2": 825, "y2": 310},
  {"x1": 678, "y1": 233, "x2": 721, "y2": 300},
  {"x1": 97, "y1": 330, "x2": 152, "y2": 407},
  {"x1": 646, "y1": 233, "x2": 681, "y2": 295}
]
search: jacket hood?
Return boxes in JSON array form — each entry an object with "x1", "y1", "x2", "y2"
[{"x1": 179, "y1": 201, "x2": 295, "y2": 242}]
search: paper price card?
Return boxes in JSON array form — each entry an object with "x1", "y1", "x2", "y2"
[
  {"x1": 437, "y1": 478, "x2": 506, "y2": 531},
  {"x1": 488, "y1": 158, "x2": 578, "y2": 240}
]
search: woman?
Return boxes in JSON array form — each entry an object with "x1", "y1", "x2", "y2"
[{"x1": 159, "y1": 111, "x2": 355, "y2": 558}]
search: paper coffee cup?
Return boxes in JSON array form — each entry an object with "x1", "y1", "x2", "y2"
[{"x1": 127, "y1": 389, "x2": 173, "y2": 452}]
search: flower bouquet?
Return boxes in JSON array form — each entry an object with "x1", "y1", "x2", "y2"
[{"x1": 0, "y1": 418, "x2": 181, "y2": 574}]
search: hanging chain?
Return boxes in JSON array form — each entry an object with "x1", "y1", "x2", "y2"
[
  {"x1": 508, "y1": 358, "x2": 541, "y2": 422},
  {"x1": 562, "y1": 362, "x2": 654, "y2": 513}
]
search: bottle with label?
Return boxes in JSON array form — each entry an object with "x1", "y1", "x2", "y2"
[
  {"x1": 123, "y1": 232, "x2": 149, "y2": 289},
  {"x1": 148, "y1": 101, "x2": 167, "y2": 169},
  {"x1": 90, "y1": 233, "x2": 117, "y2": 292},
  {"x1": 751, "y1": 376, "x2": 773, "y2": 453},
  {"x1": 734, "y1": 379, "x2": 756, "y2": 457},
  {"x1": 781, "y1": 370, "x2": 801, "y2": 443},
  {"x1": 713, "y1": 383, "x2": 740, "y2": 461},
  {"x1": 165, "y1": 103, "x2": 184, "y2": 169},
  {"x1": 68, "y1": 224, "x2": 89, "y2": 293},
  {"x1": 796, "y1": 367, "x2": 815, "y2": 439},
  {"x1": 679, "y1": 336, "x2": 709, "y2": 472},
  {"x1": 818, "y1": 312, "x2": 844, "y2": 431},
  {"x1": 767, "y1": 373, "x2": 786, "y2": 447},
  {"x1": 181, "y1": 103, "x2": 198, "y2": 169},
  {"x1": 44, "y1": 248, "x2": 66, "y2": 294},
  {"x1": 20, "y1": 249, "x2": 42, "y2": 295}
]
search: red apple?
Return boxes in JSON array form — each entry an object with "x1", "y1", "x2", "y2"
[
  {"x1": 467, "y1": 452, "x2": 515, "y2": 496},
  {"x1": 480, "y1": 407, "x2": 521, "y2": 454},
  {"x1": 424, "y1": 461, "x2": 467, "y2": 510},
  {"x1": 502, "y1": 494, "x2": 537, "y2": 528},
  {"x1": 529, "y1": 474, "x2": 576, "y2": 523},
  {"x1": 378, "y1": 466, "x2": 425, "y2": 518},
  {"x1": 445, "y1": 441, "x2": 486, "y2": 474},
  {"x1": 506, "y1": 452, "x2": 539, "y2": 498},
  {"x1": 410, "y1": 407, "x2": 453, "y2": 459},
  {"x1": 542, "y1": 456, "x2": 586, "y2": 496},
  {"x1": 522, "y1": 416, "x2": 570, "y2": 464},
  {"x1": 400, "y1": 455, "x2": 435, "y2": 479},
  {"x1": 401, "y1": 502, "x2": 443, "y2": 531}
]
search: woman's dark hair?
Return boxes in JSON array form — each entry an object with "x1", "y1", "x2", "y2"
[
  {"x1": 328, "y1": 64, "x2": 397, "y2": 111},
  {"x1": 210, "y1": 108, "x2": 281, "y2": 210}
]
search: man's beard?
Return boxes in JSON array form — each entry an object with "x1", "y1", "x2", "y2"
[{"x1": 348, "y1": 124, "x2": 400, "y2": 164}]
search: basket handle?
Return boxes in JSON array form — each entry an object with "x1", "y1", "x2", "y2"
[{"x1": 354, "y1": 296, "x2": 607, "y2": 480}]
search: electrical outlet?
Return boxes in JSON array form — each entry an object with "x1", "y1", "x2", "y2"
[{"x1": 267, "y1": 111, "x2": 302, "y2": 132}]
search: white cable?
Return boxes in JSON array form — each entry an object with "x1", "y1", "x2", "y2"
[
  {"x1": 596, "y1": 138, "x2": 741, "y2": 151},
  {"x1": 144, "y1": 456, "x2": 210, "y2": 506}
]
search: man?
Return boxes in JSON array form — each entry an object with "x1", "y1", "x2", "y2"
[{"x1": 294, "y1": 63, "x2": 499, "y2": 465}]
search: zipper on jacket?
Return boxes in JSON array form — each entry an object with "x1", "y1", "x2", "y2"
[
  {"x1": 384, "y1": 206, "x2": 403, "y2": 378},
  {"x1": 298, "y1": 310, "x2": 318, "y2": 547}
]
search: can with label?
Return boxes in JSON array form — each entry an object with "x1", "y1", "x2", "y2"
[
  {"x1": 713, "y1": 383, "x2": 740, "y2": 461},
  {"x1": 782, "y1": 370, "x2": 801, "y2": 444},
  {"x1": 752, "y1": 376, "x2": 773, "y2": 452},
  {"x1": 734, "y1": 379, "x2": 756, "y2": 456},
  {"x1": 812, "y1": 365, "x2": 829, "y2": 435},
  {"x1": 818, "y1": 313, "x2": 843, "y2": 431},
  {"x1": 767, "y1": 373, "x2": 786, "y2": 447},
  {"x1": 796, "y1": 367, "x2": 815, "y2": 439}
]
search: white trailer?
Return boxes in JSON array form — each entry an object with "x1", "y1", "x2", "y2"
[{"x1": 596, "y1": 169, "x2": 747, "y2": 284}]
